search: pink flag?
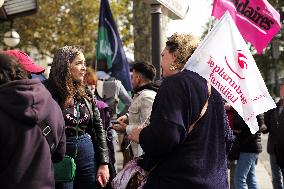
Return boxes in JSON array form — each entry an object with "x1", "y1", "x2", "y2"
[{"x1": 212, "y1": 0, "x2": 281, "y2": 54}]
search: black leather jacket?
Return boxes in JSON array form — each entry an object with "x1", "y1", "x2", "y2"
[
  {"x1": 43, "y1": 80, "x2": 110, "y2": 164},
  {"x1": 233, "y1": 110, "x2": 262, "y2": 153},
  {"x1": 84, "y1": 89, "x2": 110, "y2": 164}
]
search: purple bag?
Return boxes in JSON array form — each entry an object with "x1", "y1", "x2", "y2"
[{"x1": 111, "y1": 158, "x2": 147, "y2": 189}]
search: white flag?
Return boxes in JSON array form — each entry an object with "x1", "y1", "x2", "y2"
[{"x1": 184, "y1": 11, "x2": 276, "y2": 134}]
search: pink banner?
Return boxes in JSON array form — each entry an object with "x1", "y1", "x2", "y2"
[{"x1": 212, "y1": 0, "x2": 282, "y2": 54}]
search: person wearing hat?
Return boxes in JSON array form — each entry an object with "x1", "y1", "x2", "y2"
[
  {"x1": 2, "y1": 50, "x2": 46, "y2": 78},
  {"x1": 0, "y1": 53, "x2": 66, "y2": 189}
]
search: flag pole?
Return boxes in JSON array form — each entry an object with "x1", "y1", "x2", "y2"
[{"x1": 207, "y1": 16, "x2": 215, "y2": 35}]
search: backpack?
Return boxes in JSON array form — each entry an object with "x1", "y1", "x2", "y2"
[{"x1": 96, "y1": 77, "x2": 119, "y2": 116}]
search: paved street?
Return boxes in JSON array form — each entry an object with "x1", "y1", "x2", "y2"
[
  {"x1": 259, "y1": 133, "x2": 271, "y2": 175},
  {"x1": 257, "y1": 133, "x2": 273, "y2": 189}
]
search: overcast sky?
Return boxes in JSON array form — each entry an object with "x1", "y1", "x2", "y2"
[{"x1": 166, "y1": 0, "x2": 213, "y2": 38}]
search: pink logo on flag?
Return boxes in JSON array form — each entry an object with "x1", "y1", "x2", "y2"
[
  {"x1": 225, "y1": 50, "x2": 248, "y2": 80},
  {"x1": 237, "y1": 50, "x2": 248, "y2": 69},
  {"x1": 212, "y1": 0, "x2": 282, "y2": 54}
]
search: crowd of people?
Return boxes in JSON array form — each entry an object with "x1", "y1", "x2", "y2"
[{"x1": 0, "y1": 32, "x2": 283, "y2": 189}]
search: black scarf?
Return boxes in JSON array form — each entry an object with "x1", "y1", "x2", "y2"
[{"x1": 132, "y1": 82, "x2": 159, "y2": 97}]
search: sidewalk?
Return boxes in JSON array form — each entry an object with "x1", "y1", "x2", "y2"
[
  {"x1": 257, "y1": 134, "x2": 273, "y2": 189},
  {"x1": 256, "y1": 160, "x2": 273, "y2": 189}
]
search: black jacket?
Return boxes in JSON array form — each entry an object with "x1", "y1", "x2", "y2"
[
  {"x1": 264, "y1": 100, "x2": 284, "y2": 168},
  {"x1": 43, "y1": 79, "x2": 109, "y2": 164},
  {"x1": 233, "y1": 110, "x2": 262, "y2": 153}
]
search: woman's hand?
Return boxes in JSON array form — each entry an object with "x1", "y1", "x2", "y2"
[
  {"x1": 128, "y1": 127, "x2": 143, "y2": 143},
  {"x1": 96, "y1": 164, "x2": 110, "y2": 187}
]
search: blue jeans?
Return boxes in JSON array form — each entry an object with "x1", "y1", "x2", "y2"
[
  {"x1": 56, "y1": 134, "x2": 98, "y2": 189},
  {"x1": 270, "y1": 154, "x2": 284, "y2": 189},
  {"x1": 234, "y1": 152, "x2": 259, "y2": 189}
]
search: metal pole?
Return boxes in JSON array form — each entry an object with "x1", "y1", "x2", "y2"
[
  {"x1": 151, "y1": 4, "x2": 162, "y2": 80},
  {"x1": 272, "y1": 40, "x2": 280, "y2": 97},
  {"x1": 274, "y1": 57, "x2": 279, "y2": 97}
]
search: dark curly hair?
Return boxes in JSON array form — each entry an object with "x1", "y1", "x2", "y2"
[
  {"x1": 0, "y1": 54, "x2": 29, "y2": 85},
  {"x1": 49, "y1": 46, "x2": 90, "y2": 107}
]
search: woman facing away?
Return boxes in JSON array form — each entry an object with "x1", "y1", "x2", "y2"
[
  {"x1": 128, "y1": 33, "x2": 230, "y2": 189},
  {"x1": 43, "y1": 46, "x2": 110, "y2": 189},
  {"x1": 0, "y1": 54, "x2": 65, "y2": 189}
]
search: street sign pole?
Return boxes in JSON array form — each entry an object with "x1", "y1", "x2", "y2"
[
  {"x1": 151, "y1": 4, "x2": 162, "y2": 80},
  {"x1": 141, "y1": 0, "x2": 189, "y2": 79}
]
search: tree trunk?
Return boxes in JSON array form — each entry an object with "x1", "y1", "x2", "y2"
[{"x1": 133, "y1": 1, "x2": 151, "y2": 63}]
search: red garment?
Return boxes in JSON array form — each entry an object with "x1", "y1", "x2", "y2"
[{"x1": 226, "y1": 109, "x2": 234, "y2": 129}]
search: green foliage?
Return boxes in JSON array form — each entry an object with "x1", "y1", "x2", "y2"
[
  {"x1": 11, "y1": 0, "x2": 132, "y2": 56},
  {"x1": 110, "y1": 0, "x2": 133, "y2": 48}
]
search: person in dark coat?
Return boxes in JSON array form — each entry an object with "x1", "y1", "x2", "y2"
[
  {"x1": 128, "y1": 33, "x2": 230, "y2": 189},
  {"x1": 0, "y1": 54, "x2": 66, "y2": 189},
  {"x1": 276, "y1": 127, "x2": 284, "y2": 175},
  {"x1": 233, "y1": 109, "x2": 263, "y2": 189},
  {"x1": 226, "y1": 102, "x2": 237, "y2": 189},
  {"x1": 263, "y1": 80, "x2": 284, "y2": 189}
]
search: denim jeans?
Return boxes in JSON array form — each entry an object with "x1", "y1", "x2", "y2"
[
  {"x1": 234, "y1": 152, "x2": 259, "y2": 189},
  {"x1": 56, "y1": 134, "x2": 98, "y2": 189},
  {"x1": 270, "y1": 154, "x2": 284, "y2": 189}
]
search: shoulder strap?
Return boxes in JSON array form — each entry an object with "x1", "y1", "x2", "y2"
[
  {"x1": 186, "y1": 82, "x2": 212, "y2": 136},
  {"x1": 96, "y1": 80, "x2": 104, "y2": 99},
  {"x1": 38, "y1": 121, "x2": 56, "y2": 153}
]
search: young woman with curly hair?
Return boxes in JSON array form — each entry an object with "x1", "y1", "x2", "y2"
[{"x1": 44, "y1": 46, "x2": 110, "y2": 189}]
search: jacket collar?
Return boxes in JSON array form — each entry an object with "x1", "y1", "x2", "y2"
[{"x1": 132, "y1": 83, "x2": 159, "y2": 95}]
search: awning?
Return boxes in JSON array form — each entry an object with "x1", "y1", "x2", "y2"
[{"x1": 0, "y1": 0, "x2": 37, "y2": 21}]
